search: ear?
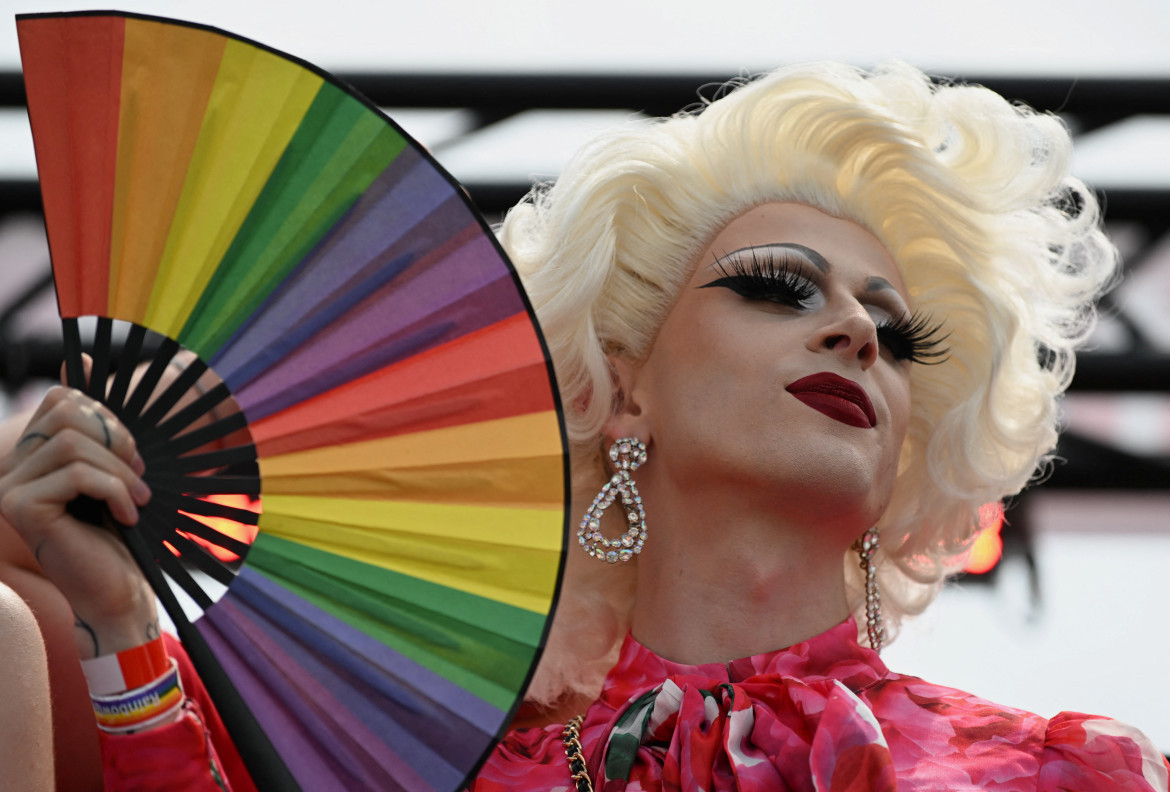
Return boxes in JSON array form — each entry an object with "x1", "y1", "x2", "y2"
[{"x1": 601, "y1": 355, "x2": 651, "y2": 444}]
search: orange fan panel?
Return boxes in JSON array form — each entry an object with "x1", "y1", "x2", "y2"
[
  {"x1": 108, "y1": 19, "x2": 227, "y2": 321},
  {"x1": 262, "y1": 455, "x2": 563, "y2": 508}
]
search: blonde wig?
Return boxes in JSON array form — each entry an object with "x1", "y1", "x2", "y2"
[{"x1": 499, "y1": 61, "x2": 1118, "y2": 708}]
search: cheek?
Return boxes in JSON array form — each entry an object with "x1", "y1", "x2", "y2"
[
  {"x1": 888, "y1": 379, "x2": 912, "y2": 454},
  {"x1": 642, "y1": 313, "x2": 752, "y2": 431}
]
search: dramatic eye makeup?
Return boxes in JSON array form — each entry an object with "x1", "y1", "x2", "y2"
[
  {"x1": 874, "y1": 312, "x2": 950, "y2": 365},
  {"x1": 701, "y1": 244, "x2": 950, "y2": 365},
  {"x1": 701, "y1": 246, "x2": 822, "y2": 310}
]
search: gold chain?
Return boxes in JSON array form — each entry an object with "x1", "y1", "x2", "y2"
[{"x1": 562, "y1": 714, "x2": 594, "y2": 792}]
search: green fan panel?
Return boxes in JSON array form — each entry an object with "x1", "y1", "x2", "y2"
[
  {"x1": 180, "y1": 82, "x2": 408, "y2": 356},
  {"x1": 246, "y1": 533, "x2": 547, "y2": 711}
]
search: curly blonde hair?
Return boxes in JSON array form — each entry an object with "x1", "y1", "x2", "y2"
[{"x1": 499, "y1": 61, "x2": 1118, "y2": 708}]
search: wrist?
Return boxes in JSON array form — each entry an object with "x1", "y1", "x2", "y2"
[
  {"x1": 82, "y1": 638, "x2": 186, "y2": 734},
  {"x1": 81, "y1": 635, "x2": 170, "y2": 694},
  {"x1": 73, "y1": 581, "x2": 160, "y2": 659},
  {"x1": 89, "y1": 657, "x2": 184, "y2": 733}
]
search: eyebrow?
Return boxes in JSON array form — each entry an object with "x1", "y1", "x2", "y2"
[
  {"x1": 722, "y1": 243, "x2": 832, "y2": 273},
  {"x1": 865, "y1": 276, "x2": 900, "y2": 295}
]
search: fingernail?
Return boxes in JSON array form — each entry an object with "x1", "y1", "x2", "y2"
[
  {"x1": 131, "y1": 453, "x2": 145, "y2": 476},
  {"x1": 133, "y1": 478, "x2": 151, "y2": 504}
]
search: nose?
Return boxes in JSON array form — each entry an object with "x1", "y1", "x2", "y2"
[{"x1": 808, "y1": 304, "x2": 879, "y2": 369}]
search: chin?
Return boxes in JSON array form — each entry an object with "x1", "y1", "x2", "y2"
[{"x1": 764, "y1": 452, "x2": 894, "y2": 527}]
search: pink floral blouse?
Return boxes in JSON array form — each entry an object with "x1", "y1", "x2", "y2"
[
  {"x1": 471, "y1": 618, "x2": 1169, "y2": 791},
  {"x1": 100, "y1": 619, "x2": 1167, "y2": 791}
]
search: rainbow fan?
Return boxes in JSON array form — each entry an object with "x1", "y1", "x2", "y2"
[{"x1": 18, "y1": 11, "x2": 568, "y2": 791}]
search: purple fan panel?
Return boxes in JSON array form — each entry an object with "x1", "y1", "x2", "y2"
[
  {"x1": 199, "y1": 568, "x2": 504, "y2": 790},
  {"x1": 197, "y1": 599, "x2": 431, "y2": 791},
  {"x1": 232, "y1": 568, "x2": 501, "y2": 736},
  {"x1": 237, "y1": 256, "x2": 524, "y2": 419},
  {"x1": 211, "y1": 147, "x2": 460, "y2": 392}
]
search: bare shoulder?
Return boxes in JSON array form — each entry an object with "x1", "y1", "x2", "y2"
[
  {"x1": 0, "y1": 577, "x2": 43, "y2": 644},
  {"x1": 0, "y1": 435, "x2": 105, "y2": 790},
  {"x1": 0, "y1": 580, "x2": 54, "y2": 791}
]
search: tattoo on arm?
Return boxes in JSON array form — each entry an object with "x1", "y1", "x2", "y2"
[
  {"x1": 74, "y1": 613, "x2": 99, "y2": 656},
  {"x1": 145, "y1": 620, "x2": 160, "y2": 641}
]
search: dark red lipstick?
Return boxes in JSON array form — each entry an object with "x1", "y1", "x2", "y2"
[{"x1": 785, "y1": 373, "x2": 876, "y2": 429}]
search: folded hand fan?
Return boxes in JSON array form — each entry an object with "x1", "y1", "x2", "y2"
[{"x1": 18, "y1": 11, "x2": 568, "y2": 791}]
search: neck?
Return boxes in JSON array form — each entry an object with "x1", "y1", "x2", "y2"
[{"x1": 627, "y1": 483, "x2": 856, "y2": 665}]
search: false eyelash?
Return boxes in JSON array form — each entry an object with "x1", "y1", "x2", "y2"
[
  {"x1": 877, "y1": 312, "x2": 950, "y2": 365},
  {"x1": 705, "y1": 248, "x2": 818, "y2": 308},
  {"x1": 706, "y1": 247, "x2": 951, "y2": 366}
]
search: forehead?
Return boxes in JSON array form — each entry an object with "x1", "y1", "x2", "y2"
[{"x1": 697, "y1": 202, "x2": 907, "y2": 296}]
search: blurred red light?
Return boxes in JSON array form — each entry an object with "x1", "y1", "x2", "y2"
[{"x1": 175, "y1": 493, "x2": 261, "y2": 562}]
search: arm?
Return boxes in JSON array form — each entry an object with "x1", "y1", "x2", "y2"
[
  {"x1": 0, "y1": 407, "x2": 104, "y2": 790},
  {"x1": 0, "y1": 579, "x2": 55, "y2": 791},
  {"x1": 0, "y1": 386, "x2": 157, "y2": 659},
  {"x1": 0, "y1": 386, "x2": 243, "y2": 791}
]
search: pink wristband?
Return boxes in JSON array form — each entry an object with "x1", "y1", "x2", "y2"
[{"x1": 80, "y1": 635, "x2": 171, "y2": 695}]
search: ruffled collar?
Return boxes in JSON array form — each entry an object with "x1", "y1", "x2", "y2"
[
  {"x1": 583, "y1": 617, "x2": 898, "y2": 791},
  {"x1": 598, "y1": 616, "x2": 889, "y2": 710}
]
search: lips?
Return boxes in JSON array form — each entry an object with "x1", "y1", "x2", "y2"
[{"x1": 785, "y1": 373, "x2": 877, "y2": 429}]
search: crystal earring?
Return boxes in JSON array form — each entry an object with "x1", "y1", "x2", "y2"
[
  {"x1": 579, "y1": 437, "x2": 647, "y2": 563},
  {"x1": 854, "y1": 527, "x2": 885, "y2": 653}
]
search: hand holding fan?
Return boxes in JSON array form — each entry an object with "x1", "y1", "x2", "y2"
[{"x1": 17, "y1": 11, "x2": 568, "y2": 791}]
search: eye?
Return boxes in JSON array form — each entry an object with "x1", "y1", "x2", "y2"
[
  {"x1": 875, "y1": 312, "x2": 950, "y2": 365},
  {"x1": 701, "y1": 248, "x2": 821, "y2": 310}
]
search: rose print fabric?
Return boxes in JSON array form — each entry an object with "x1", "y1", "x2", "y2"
[
  {"x1": 99, "y1": 620, "x2": 1168, "y2": 791},
  {"x1": 591, "y1": 675, "x2": 897, "y2": 791},
  {"x1": 472, "y1": 618, "x2": 1169, "y2": 792}
]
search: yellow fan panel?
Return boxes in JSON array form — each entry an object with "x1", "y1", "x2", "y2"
[
  {"x1": 144, "y1": 39, "x2": 322, "y2": 335},
  {"x1": 261, "y1": 496, "x2": 563, "y2": 551},
  {"x1": 258, "y1": 506, "x2": 561, "y2": 614}
]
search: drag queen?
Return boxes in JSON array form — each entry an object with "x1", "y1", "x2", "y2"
[{"x1": 1, "y1": 61, "x2": 1166, "y2": 790}]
